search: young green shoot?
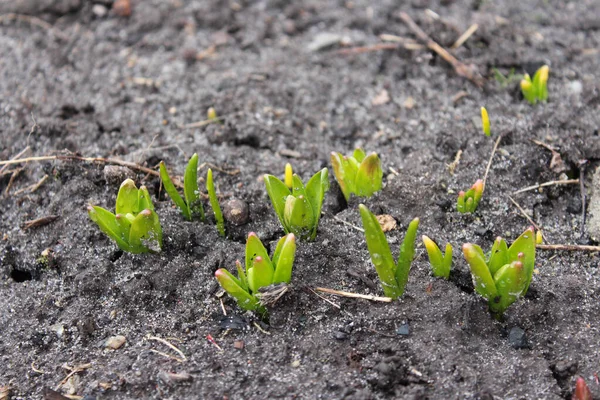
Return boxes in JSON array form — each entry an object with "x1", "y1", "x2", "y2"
[
  {"x1": 331, "y1": 148, "x2": 383, "y2": 201},
  {"x1": 521, "y1": 65, "x2": 549, "y2": 104},
  {"x1": 457, "y1": 179, "x2": 484, "y2": 213},
  {"x1": 284, "y1": 163, "x2": 293, "y2": 189},
  {"x1": 481, "y1": 107, "x2": 491, "y2": 137},
  {"x1": 462, "y1": 227, "x2": 536, "y2": 317},
  {"x1": 422, "y1": 236, "x2": 453, "y2": 279},
  {"x1": 159, "y1": 153, "x2": 204, "y2": 221},
  {"x1": 207, "y1": 107, "x2": 222, "y2": 124},
  {"x1": 87, "y1": 179, "x2": 162, "y2": 253},
  {"x1": 359, "y1": 204, "x2": 419, "y2": 299},
  {"x1": 206, "y1": 168, "x2": 225, "y2": 237},
  {"x1": 215, "y1": 232, "x2": 296, "y2": 314},
  {"x1": 264, "y1": 168, "x2": 329, "y2": 241}
]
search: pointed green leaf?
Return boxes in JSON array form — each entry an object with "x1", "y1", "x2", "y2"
[
  {"x1": 184, "y1": 153, "x2": 204, "y2": 220},
  {"x1": 245, "y1": 232, "x2": 272, "y2": 274},
  {"x1": 490, "y1": 261, "x2": 526, "y2": 315},
  {"x1": 115, "y1": 213, "x2": 132, "y2": 239},
  {"x1": 272, "y1": 233, "x2": 296, "y2": 284},
  {"x1": 423, "y1": 235, "x2": 449, "y2": 279},
  {"x1": 396, "y1": 218, "x2": 419, "y2": 295},
  {"x1": 305, "y1": 168, "x2": 329, "y2": 240},
  {"x1": 247, "y1": 256, "x2": 274, "y2": 293},
  {"x1": 116, "y1": 179, "x2": 139, "y2": 215},
  {"x1": 215, "y1": 268, "x2": 258, "y2": 311},
  {"x1": 284, "y1": 195, "x2": 314, "y2": 239},
  {"x1": 264, "y1": 174, "x2": 291, "y2": 233},
  {"x1": 159, "y1": 161, "x2": 191, "y2": 220},
  {"x1": 488, "y1": 237, "x2": 508, "y2": 275},
  {"x1": 507, "y1": 227, "x2": 536, "y2": 294},
  {"x1": 358, "y1": 204, "x2": 400, "y2": 299},
  {"x1": 342, "y1": 156, "x2": 359, "y2": 195},
  {"x1": 235, "y1": 260, "x2": 249, "y2": 293},
  {"x1": 206, "y1": 169, "x2": 225, "y2": 237},
  {"x1": 128, "y1": 209, "x2": 162, "y2": 253},
  {"x1": 443, "y1": 243, "x2": 453, "y2": 275},
  {"x1": 355, "y1": 153, "x2": 383, "y2": 197},
  {"x1": 463, "y1": 243, "x2": 497, "y2": 300},
  {"x1": 457, "y1": 191, "x2": 466, "y2": 213},
  {"x1": 353, "y1": 148, "x2": 366, "y2": 163},
  {"x1": 138, "y1": 185, "x2": 154, "y2": 212},
  {"x1": 330, "y1": 152, "x2": 352, "y2": 201},
  {"x1": 88, "y1": 206, "x2": 130, "y2": 251}
]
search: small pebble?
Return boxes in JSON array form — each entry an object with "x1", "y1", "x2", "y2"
[
  {"x1": 105, "y1": 335, "x2": 126, "y2": 349},
  {"x1": 508, "y1": 327, "x2": 528, "y2": 349},
  {"x1": 112, "y1": 0, "x2": 131, "y2": 17},
  {"x1": 233, "y1": 340, "x2": 244, "y2": 349},
  {"x1": 334, "y1": 331, "x2": 348, "y2": 341},
  {"x1": 92, "y1": 4, "x2": 107, "y2": 17},
  {"x1": 223, "y1": 199, "x2": 249, "y2": 225},
  {"x1": 396, "y1": 323, "x2": 410, "y2": 336}
]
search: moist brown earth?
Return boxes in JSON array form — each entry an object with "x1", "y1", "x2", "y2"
[{"x1": 1, "y1": 0, "x2": 599, "y2": 399}]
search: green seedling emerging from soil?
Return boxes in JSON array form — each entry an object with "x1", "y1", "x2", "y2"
[
  {"x1": 359, "y1": 204, "x2": 419, "y2": 299},
  {"x1": 88, "y1": 179, "x2": 162, "y2": 253},
  {"x1": 520, "y1": 65, "x2": 549, "y2": 104},
  {"x1": 206, "y1": 168, "x2": 225, "y2": 237},
  {"x1": 422, "y1": 236, "x2": 453, "y2": 279},
  {"x1": 215, "y1": 232, "x2": 296, "y2": 313},
  {"x1": 457, "y1": 179, "x2": 484, "y2": 213},
  {"x1": 264, "y1": 168, "x2": 329, "y2": 241},
  {"x1": 481, "y1": 107, "x2": 491, "y2": 137},
  {"x1": 160, "y1": 153, "x2": 204, "y2": 221},
  {"x1": 462, "y1": 227, "x2": 536, "y2": 317},
  {"x1": 331, "y1": 148, "x2": 383, "y2": 201}
]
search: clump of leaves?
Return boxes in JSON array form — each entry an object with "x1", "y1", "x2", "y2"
[
  {"x1": 88, "y1": 179, "x2": 162, "y2": 253},
  {"x1": 462, "y1": 227, "x2": 536, "y2": 317},
  {"x1": 422, "y1": 236, "x2": 453, "y2": 279},
  {"x1": 331, "y1": 148, "x2": 383, "y2": 201},
  {"x1": 215, "y1": 232, "x2": 296, "y2": 314},
  {"x1": 160, "y1": 153, "x2": 204, "y2": 221},
  {"x1": 359, "y1": 204, "x2": 419, "y2": 299},
  {"x1": 264, "y1": 168, "x2": 329, "y2": 241},
  {"x1": 457, "y1": 179, "x2": 484, "y2": 214},
  {"x1": 160, "y1": 154, "x2": 225, "y2": 236},
  {"x1": 521, "y1": 65, "x2": 549, "y2": 104}
]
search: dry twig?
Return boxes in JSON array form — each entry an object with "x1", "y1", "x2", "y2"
[
  {"x1": 451, "y1": 24, "x2": 478, "y2": 49},
  {"x1": 0, "y1": 13, "x2": 69, "y2": 41},
  {"x1": 536, "y1": 244, "x2": 600, "y2": 252},
  {"x1": 315, "y1": 287, "x2": 392, "y2": 302},
  {"x1": 22, "y1": 215, "x2": 59, "y2": 230},
  {"x1": 483, "y1": 135, "x2": 502, "y2": 187},
  {"x1": 512, "y1": 179, "x2": 579, "y2": 195},
  {"x1": 146, "y1": 335, "x2": 187, "y2": 362}
]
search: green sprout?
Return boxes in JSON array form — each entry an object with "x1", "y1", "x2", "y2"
[
  {"x1": 159, "y1": 153, "x2": 204, "y2": 221},
  {"x1": 87, "y1": 179, "x2": 162, "y2": 253},
  {"x1": 457, "y1": 179, "x2": 484, "y2": 213},
  {"x1": 331, "y1": 148, "x2": 383, "y2": 201},
  {"x1": 206, "y1": 168, "x2": 225, "y2": 237},
  {"x1": 481, "y1": 107, "x2": 491, "y2": 137},
  {"x1": 264, "y1": 168, "x2": 329, "y2": 241},
  {"x1": 520, "y1": 65, "x2": 549, "y2": 104},
  {"x1": 462, "y1": 227, "x2": 536, "y2": 316},
  {"x1": 422, "y1": 236, "x2": 453, "y2": 279},
  {"x1": 215, "y1": 232, "x2": 296, "y2": 313},
  {"x1": 359, "y1": 204, "x2": 419, "y2": 299}
]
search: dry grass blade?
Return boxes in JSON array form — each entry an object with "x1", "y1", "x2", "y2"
[
  {"x1": 315, "y1": 287, "x2": 393, "y2": 302},
  {"x1": 536, "y1": 244, "x2": 600, "y2": 252},
  {"x1": 512, "y1": 179, "x2": 579, "y2": 195},
  {"x1": 23, "y1": 215, "x2": 59, "y2": 230},
  {"x1": 146, "y1": 335, "x2": 187, "y2": 362}
]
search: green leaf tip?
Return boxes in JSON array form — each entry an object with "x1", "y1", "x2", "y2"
[
  {"x1": 481, "y1": 106, "x2": 491, "y2": 137},
  {"x1": 88, "y1": 180, "x2": 162, "y2": 254},
  {"x1": 216, "y1": 233, "x2": 297, "y2": 314},
  {"x1": 160, "y1": 154, "x2": 204, "y2": 221},
  {"x1": 331, "y1": 149, "x2": 383, "y2": 201},
  {"x1": 521, "y1": 65, "x2": 549, "y2": 105},
  {"x1": 423, "y1": 235, "x2": 452, "y2": 279},
  {"x1": 359, "y1": 204, "x2": 419, "y2": 300},
  {"x1": 457, "y1": 179, "x2": 484, "y2": 214},
  {"x1": 462, "y1": 226, "x2": 536, "y2": 316},
  {"x1": 264, "y1": 168, "x2": 329, "y2": 241},
  {"x1": 206, "y1": 168, "x2": 225, "y2": 237}
]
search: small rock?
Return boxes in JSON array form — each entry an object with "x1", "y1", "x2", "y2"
[
  {"x1": 112, "y1": 0, "x2": 131, "y2": 17},
  {"x1": 568, "y1": 81, "x2": 583, "y2": 96},
  {"x1": 508, "y1": 327, "x2": 528, "y2": 349},
  {"x1": 307, "y1": 33, "x2": 346, "y2": 52},
  {"x1": 223, "y1": 199, "x2": 249, "y2": 225},
  {"x1": 103, "y1": 165, "x2": 134, "y2": 185},
  {"x1": 105, "y1": 335, "x2": 126, "y2": 349},
  {"x1": 552, "y1": 359, "x2": 578, "y2": 380},
  {"x1": 233, "y1": 340, "x2": 244, "y2": 349},
  {"x1": 396, "y1": 323, "x2": 410, "y2": 336},
  {"x1": 157, "y1": 371, "x2": 192, "y2": 386},
  {"x1": 50, "y1": 323, "x2": 64, "y2": 340},
  {"x1": 333, "y1": 331, "x2": 348, "y2": 340},
  {"x1": 376, "y1": 214, "x2": 396, "y2": 232},
  {"x1": 291, "y1": 359, "x2": 301, "y2": 368},
  {"x1": 92, "y1": 4, "x2": 107, "y2": 17},
  {"x1": 372, "y1": 89, "x2": 390, "y2": 106}
]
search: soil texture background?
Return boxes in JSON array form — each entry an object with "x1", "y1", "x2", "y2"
[{"x1": 0, "y1": 0, "x2": 599, "y2": 399}]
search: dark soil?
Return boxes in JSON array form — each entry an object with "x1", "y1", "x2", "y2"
[{"x1": 1, "y1": 0, "x2": 599, "y2": 399}]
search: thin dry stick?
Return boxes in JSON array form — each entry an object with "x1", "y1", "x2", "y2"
[
  {"x1": 179, "y1": 111, "x2": 242, "y2": 129},
  {"x1": 512, "y1": 179, "x2": 579, "y2": 195},
  {"x1": 335, "y1": 42, "x2": 423, "y2": 55},
  {"x1": 537, "y1": 244, "x2": 600, "y2": 252},
  {"x1": 59, "y1": 363, "x2": 92, "y2": 386},
  {"x1": 315, "y1": 287, "x2": 393, "y2": 303},
  {"x1": 0, "y1": 146, "x2": 30, "y2": 174},
  {"x1": 0, "y1": 13, "x2": 69, "y2": 41},
  {"x1": 4, "y1": 167, "x2": 23, "y2": 195},
  {"x1": 483, "y1": 135, "x2": 502, "y2": 187},
  {"x1": 22, "y1": 215, "x2": 58, "y2": 230},
  {"x1": 332, "y1": 215, "x2": 364, "y2": 232},
  {"x1": 13, "y1": 174, "x2": 48, "y2": 196},
  {"x1": 451, "y1": 24, "x2": 478, "y2": 49},
  {"x1": 146, "y1": 335, "x2": 187, "y2": 362},
  {"x1": 398, "y1": 12, "x2": 484, "y2": 87},
  {"x1": 508, "y1": 196, "x2": 548, "y2": 242},
  {"x1": 307, "y1": 287, "x2": 341, "y2": 309}
]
